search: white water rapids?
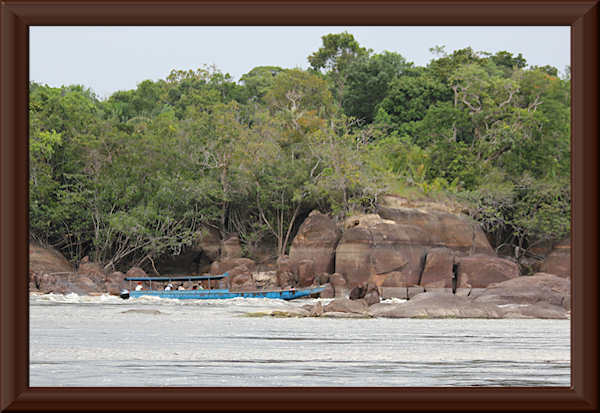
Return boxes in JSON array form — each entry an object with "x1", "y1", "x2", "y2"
[{"x1": 30, "y1": 293, "x2": 570, "y2": 387}]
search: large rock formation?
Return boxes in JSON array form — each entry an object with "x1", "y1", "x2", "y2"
[
  {"x1": 335, "y1": 202, "x2": 494, "y2": 289},
  {"x1": 323, "y1": 298, "x2": 369, "y2": 315},
  {"x1": 77, "y1": 256, "x2": 105, "y2": 281},
  {"x1": 377, "y1": 196, "x2": 493, "y2": 255},
  {"x1": 539, "y1": 238, "x2": 570, "y2": 279},
  {"x1": 29, "y1": 242, "x2": 73, "y2": 277},
  {"x1": 419, "y1": 247, "x2": 456, "y2": 289},
  {"x1": 456, "y1": 255, "x2": 520, "y2": 288},
  {"x1": 335, "y1": 214, "x2": 427, "y2": 288},
  {"x1": 210, "y1": 258, "x2": 256, "y2": 275},
  {"x1": 289, "y1": 210, "x2": 341, "y2": 274},
  {"x1": 472, "y1": 273, "x2": 570, "y2": 310},
  {"x1": 369, "y1": 294, "x2": 505, "y2": 319}
]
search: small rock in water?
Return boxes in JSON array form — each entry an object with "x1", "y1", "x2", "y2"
[{"x1": 120, "y1": 309, "x2": 164, "y2": 315}]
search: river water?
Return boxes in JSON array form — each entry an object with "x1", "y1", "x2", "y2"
[{"x1": 29, "y1": 293, "x2": 570, "y2": 387}]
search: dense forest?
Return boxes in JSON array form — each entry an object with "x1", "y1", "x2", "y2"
[{"x1": 29, "y1": 32, "x2": 571, "y2": 273}]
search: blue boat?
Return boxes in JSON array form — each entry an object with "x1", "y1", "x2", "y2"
[{"x1": 120, "y1": 273, "x2": 325, "y2": 300}]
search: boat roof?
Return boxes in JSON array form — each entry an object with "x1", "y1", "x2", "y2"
[{"x1": 125, "y1": 273, "x2": 229, "y2": 282}]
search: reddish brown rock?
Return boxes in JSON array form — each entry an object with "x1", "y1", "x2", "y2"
[
  {"x1": 380, "y1": 271, "x2": 420, "y2": 287},
  {"x1": 456, "y1": 255, "x2": 519, "y2": 288},
  {"x1": 228, "y1": 264, "x2": 251, "y2": 278},
  {"x1": 364, "y1": 284, "x2": 381, "y2": 306},
  {"x1": 211, "y1": 258, "x2": 256, "y2": 275},
  {"x1": 71, "y1": 275, "x2": 99, "y2": 293},
  {"x1": 29, "y1": 242, "x2": 74, "y2": 276},
  {"x1": 539, "y1": 238, "x2": 570, "y2": 279},
  {"x1": 289, "y1": 210, "x2": 341, "y2": 274},
  {"x1": 323, "y1": 298, "x2": 369, "y2": 314},
  {"x1": 314, "y1": 273, "x2": 330, "y2": 285},
  {"x1": 335, "y1": 214, "x2": 428, "y2": 288},
  {"x1": 276, "y1": 270, "x2": 296, "y2": 288},
  {"x1": 276, "y1": 255, "x2": 294, "y2": 273},
  {"x1": 253, "y1": 271, "x2": 279, "y2": 289},
  {"x1": 296, "y1": 259, "x2": 315, "y2": 287},
  {"x1": 376, "y1": 201, "x2": 493, "y2": 255},
  {"x1": 35, "y1": 273, "x2": 59, "y2": 293},
  {"x1": 229, "y1": 273, "x2": 255, "y2": 291},
  {"x1": 222, "y1": 235, "x2": 242, "y2": 260},
  {"x1": 77, "y1": 258, "x2": 105, "y2": 282},
  {"x1": 472, "y1": 272, "x2": 570, "y2": 310},
  {"x1": 329, "y1": 273, "x2": 349, "y2": 298},
  {"x1": 369, "y1": 294, "x2": 504, "y2": 319},
  {"x1": 501, "y1": 302, "x2": 569, "y2": 319},
  {"x1": 319, "y1": 283, "x2": 334, "y2": 298},
  {"x1": 105, "y1": 271, "x2": 126, "y2": 294},
  {"x1": 126, "y1": 267, "x2": 147, "y2": 278},
  {"x1": 420, "y1": 248, "x2": 455, "y2": 288}
]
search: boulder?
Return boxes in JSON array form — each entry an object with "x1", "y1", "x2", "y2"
[
  {"x1": 318, "y1": 283, "x2": 335, "y2": 298},
  {"x1": 501, "y1": 302, "x2": 569, "y2": 319},
  {"x1": 363, "y1": 285, "x2": 381, "y2": 306},
  {"x1": 70, "y1": 275, "x2": 99, "y2": 294},
  {"x1": 539, "y1": 238, "x2": 570, "y2": 279},
  {"x1": 456, "y1": 255, "x2": 519, "y2": 288},
  {"x1": 105, "y1": 271, "x2": 126, "y2": 294},
  {"x1": 417, "y1": 288, "x2": 453, "y2": 297},
  {"x1": 420, "y1": 247, "x2": 455, "y2": 288},
  {"x1": 349, "y1": 284, "x2": 367, "y2": 300},
  {"x1": 472, "y1": 273, "x2": 570, "y2": 310},
  {"x1": 228, "y1": 264, "x2": 252, "y2": 278},
  {"x1": 29, "y1": 242, "x2": 74, "y2": 276},
  {"x1": 321, "y1": 312, "x2": 371, "y2": 319},
  {"x1": 301, "y1": 301, "x2": 324, "y2": 317},
  {"x1": 276, "y1": 255, "x2": 294, "y2": 273},
  {"x1": 335, "y1": 214, "x2": 428, "y2": 288},
  {"x1": 323, "y1": 298, "x2": 369, "y2": 314},
  {"x1": 380, "y1": 287, "x2": 407, "y2": 300},
  {"x1": 276, "y1": 270, "x2": 296, "y2": 288},
  {"x1": 376, "y1": 197, "x2": 493, "y2": 254},
  {"x1": 289, "y1": 210, "x2": 341, "y2": 274},
  {"x1": 77, "y1": 257, "x2": 105, "y2": 282},
  {"x1": 222, "y1": 235, "x2": 243, "y2": 260},
  {"x1": 230, "y1": 272, "x2": 256, "y2": 291},
  {"x1": 380, "y1": 271, "x2": 420, "y2": 288},
  {"x1": 296, "y1": 259, "x2": 315, "y2": 287},
  {"x1": 329, "y1": 273, "x2": 349, "y2": 298},
  {"x1": 252, "y1": 271, "x2": 279, "y2": 289},
  {"x1": 35, "y1": 273, "x2": 59, "y2": 293},
  {"x1": 407, "y1": 286, "x2": 426, "y2": 299},
  {"x1": 369, "y1": 294, "x2": 504, "y2": 319},
  {"x1": 211, "y1": 258, "x2": 256, "y2": 275},
  {"x1": 314, "y1": 273, "x2": 331, "y2": 285},
  {"x1": 126, "y1": 267, "x2": 147, "y2": 278}
]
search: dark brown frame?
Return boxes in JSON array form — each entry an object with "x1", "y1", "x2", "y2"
[{"x1": 1, "y1": 0, "x2": 597, "y2": 411}]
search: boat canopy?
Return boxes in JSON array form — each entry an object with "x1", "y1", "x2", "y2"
[{"x1": 125, "y1": 272, "x2": 229, "y2": 282}]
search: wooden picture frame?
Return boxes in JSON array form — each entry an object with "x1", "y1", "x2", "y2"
[{"x1": 1, "y1": 0, "x2": 597, "y2": 410}]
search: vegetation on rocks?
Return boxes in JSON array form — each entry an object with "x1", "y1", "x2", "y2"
[{"x1": 29, "y1": 33, "x2": 570, "y2": 273}]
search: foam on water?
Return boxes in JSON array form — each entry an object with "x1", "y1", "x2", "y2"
[{"x1": 30, "y1": 292, "x2": 333, "y2": 310}]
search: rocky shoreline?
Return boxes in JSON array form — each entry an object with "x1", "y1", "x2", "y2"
[
  {"x1": 29, "y1": 198, "x2": 570, "y2": 319},
  {"x1": 241, "y1": 273, "x2": 570, "y2": 320}
]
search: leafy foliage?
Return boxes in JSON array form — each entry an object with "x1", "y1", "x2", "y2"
[{"x1": 29, "y1": 36, "x2": 570, "y2": 271}]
